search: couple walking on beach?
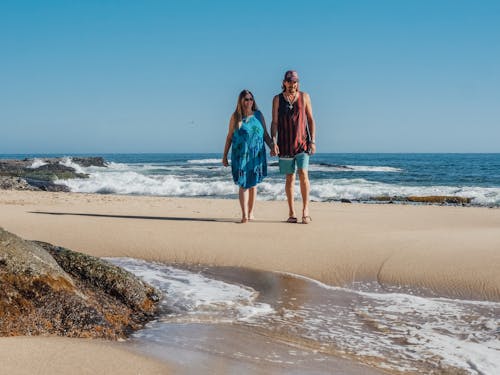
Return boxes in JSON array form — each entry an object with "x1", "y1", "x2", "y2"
[{"x1": 222, "y1": 70, "x2": 316, "y2": 224}]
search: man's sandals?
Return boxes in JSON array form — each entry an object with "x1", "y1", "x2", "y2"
[
  {"x1": 286, "y1": 216, "x2": 312, "y2": 224},
  {"x1": 302, "y1": 216, "x2": 312, "y2": 224}
]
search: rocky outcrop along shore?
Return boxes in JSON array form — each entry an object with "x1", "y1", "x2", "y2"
[
  {"x1": 0, "y1": 228, "x2": 161, "y2": 339},
  {"x1": 372, "y1": 195, "x2": 472, "y2": 205},
  {"x1": 0, "y1": 157, "x2": 106, "y2": 192}
]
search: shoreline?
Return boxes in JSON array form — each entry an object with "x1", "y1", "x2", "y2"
[
  {"x1": 2, "y1": 153, "x2": 499, "y2": 207},
  {"x1": 1, "y1": 190, "x2": 499, "y2": 301}
]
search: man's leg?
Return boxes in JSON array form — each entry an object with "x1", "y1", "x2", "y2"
[
  {"x1": 280, "y1": 157, "x2": 297, "y2": 221},
  {"x1": 298, "y1": 169, "x2": 310, "y2": 220},
  {"x1": 296, "y1": 153, "x2": 311, "y2": 222},
  {"x1": 285, "y1": 173, "x2": 296, "y2": 219}
]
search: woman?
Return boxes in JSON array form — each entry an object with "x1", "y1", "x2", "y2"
[{"x1": 222, "y1": 90, "x2": 273, "y2": 223}]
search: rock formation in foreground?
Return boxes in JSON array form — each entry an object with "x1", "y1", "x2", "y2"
[{"x1": 0, "y1": 227, "x2": 161, "y2": 339}]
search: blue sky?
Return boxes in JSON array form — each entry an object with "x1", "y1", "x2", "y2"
[{"x1": 1, "y1": 0, "x2": 499, "y2": 153}]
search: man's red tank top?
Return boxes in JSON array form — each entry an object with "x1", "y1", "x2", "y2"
[{"x1": 277, "y1": 92, "x2": 309, "y2": 157}]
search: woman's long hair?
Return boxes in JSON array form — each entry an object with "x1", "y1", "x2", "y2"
[{"x1": 232, "y1": 90, "x2": 258, "y2": 130}]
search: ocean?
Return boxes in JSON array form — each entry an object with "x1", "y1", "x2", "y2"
[{"x1": 3, "y1": 153, "x2": 500, "y2": 206}]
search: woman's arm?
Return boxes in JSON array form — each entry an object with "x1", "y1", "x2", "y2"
[
  {"x1": 255, "y1": 111, "x2": 274, "y2": 149},
  {"x1": 222, "y1": 115, "x2": 235, "y2": 167}
]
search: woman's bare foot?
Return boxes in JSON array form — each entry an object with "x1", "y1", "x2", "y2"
[{"x1": 240, "y1": 217, "x2": 249, "y2": 223}]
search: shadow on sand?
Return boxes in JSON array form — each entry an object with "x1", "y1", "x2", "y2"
[
  {"x1": 29, "y1": 211, "x2": 284, "y2": 224},
  {"x1": 29, "y1": 211, "x2": 231, "y2": 223}
]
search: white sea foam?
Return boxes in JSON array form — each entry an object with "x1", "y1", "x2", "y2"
[
  {"x1": 55, "y1": 160, "x2": 500, "y2": 206},
  {"x1": 28, "y1": 158, "x2": 48, "y2": 169},
  {"x1": 106, "y1": 258, "x2": 274, "y2": 323},
  {"x1": 57, "y1": 170, "x2": 500, "y2": 205},
  {"x1": 187, "y1": 158, "x2": 222, "y2": 164},
  {"x1": 107, "y1": 260, "x2": 500, "y2": 374},
  {"x1": 308, "y1": 178, "x2": 500, "y2": 206},
  {"x1": 345, "y1": 165, "x2": 403, "y2": 172},
  {"x1": 58, "y1": 157, "x2": 87, "y2": 174},
  {"x1": 99, "y1": 161, "x2": 228, "y2": 175},
  {"x1": 106, "y1": 161, "x2": 134, "y2": 171},
  {"x1": 59, "y1": 171, "x2": 237, "y2": 196},
  {"x1": 354, "y1": 293, "x2": 500, "y2": 373},
  {"x1": 277, "y1": 271, "x2": 500, "y2": 374},
  {"x1": 285, "y1": 164, "x2": 402, "y2": 173}
]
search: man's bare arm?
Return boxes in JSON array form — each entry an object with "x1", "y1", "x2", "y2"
[{"x1": 304, "y1": 92, "x2": 316, "y2": 154}]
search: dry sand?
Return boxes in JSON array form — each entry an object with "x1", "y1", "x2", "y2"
[
  {"x1": 1, "y1": 190, "x2": 500, "y2": 374},
  {"x1": 0, "y1": 337, "x2": 171, "y2": 374}
]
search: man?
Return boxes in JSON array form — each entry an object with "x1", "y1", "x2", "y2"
[{"x1": 271, "y1": 70, "x2": 316, "y2": 224}]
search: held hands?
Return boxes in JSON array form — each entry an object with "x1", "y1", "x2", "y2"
[
  {"x1": 309, "y1": 143, "x2": 316, "y2": 155},
  {"x1": 270, "y1": 143, "x2": 279, "y2": 157}
]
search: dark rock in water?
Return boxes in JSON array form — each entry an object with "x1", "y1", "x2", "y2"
[
  {"x1": 0, "y1": 160, "x2": 28, "y2": 176},
  {"x1": 29, "y1": 162, "x2": 75, "y2": 173},
  {"x1": 371, "y1": 195, "x2": 471, "y2": 205},
  {"x1": 340, "y1": 198, "x2": 352, "y2": 203},
  {"x1": 71, "y1": 157, "x2": 106, "y2": 167},
  {"x1": 318, "y1": 162, "x2": 352, "y2": 170},
  {"x1": 24, "y1": 178, "x2": 71, "y2": 192},
  {"x1": 22, "y1": 161, "x2": 88, "y2": 181},
  {"x1": 0, "y1": 177, "x2": 39, "y2": 191},
  {"x1": 372, "y1": 196, "x2": 394, "y2": 202},
  {"x1": 0, "y1": 156, "x2": 106, "y2": 191},
  {"x1": 0, "y1": 228, "x2": 161, "y2": 339},
  {"x1": 406, "y1": 196, "x2": 472, "y2": 205}
]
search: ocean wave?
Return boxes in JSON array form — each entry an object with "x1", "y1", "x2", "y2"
[
  {"x1": 86, "y1": 159, "x2": 402, "y2": 175},
  {"x1": 311, "y1": 163, "x2": 402, "y2": 173},
  {"x1": 57, "y1": 171, "x2": 237, "y2": 197},
  {"x1": 58, "y1": 157, "x2": 87, "y2": 174},
  {"x1": 55, "y1": 163, "x2": 500, "y2": 206},
  {"x1": 106, "y1": 161, "x2": 134, "y2": 170},
  {"x1": 307, "y1": 179, "x2": 500, "y2": 206},
  {"x1": 187, "y1": 158, "x2": 222, "y2": 164},
  {"x1": 56, "y1": 173, "x2": 500, "y2": 206},
  {"x1": 270, "y1": 271, "x2": 500, "y2": 374},
  {"x1": 28, "y1": 158, "x2": 48, "y2": 169},
  {"x1": 107, "y1": 258, "x2": 274, "y2": 323},
  {"x1": 345, "y1": 165, "x2": 403, "y2": 172}
]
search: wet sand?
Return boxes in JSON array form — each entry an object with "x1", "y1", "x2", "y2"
[{"x1": 1, "y1": 190, "x2": 500, "y2": 374}]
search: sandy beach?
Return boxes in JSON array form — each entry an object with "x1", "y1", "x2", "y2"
[
  {"x1": 0, "y1": 337, "x2": 171, "y2": 374},
  {"x1": 1, "y1": 190, "x2": 500, "y2": 373},
  {"x1": 1, "y1": 190, "x2": 499, "y2": 300}
]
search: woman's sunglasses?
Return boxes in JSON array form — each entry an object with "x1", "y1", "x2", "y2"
[{"x1": 243, "y1": 97, "x2": 254, "y2": 102}]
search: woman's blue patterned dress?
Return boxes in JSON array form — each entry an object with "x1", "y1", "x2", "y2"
[{"x1": 231, "y1": 112, "x2": 267, "y2": 189}]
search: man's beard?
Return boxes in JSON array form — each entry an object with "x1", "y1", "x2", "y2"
[{"x1": 287, "y1": 86, "x2": 297, "y2": 94}]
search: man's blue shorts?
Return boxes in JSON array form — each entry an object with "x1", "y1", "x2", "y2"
[{"x1": 279, "y1": 152, "x2": 310, "y2": 175}]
